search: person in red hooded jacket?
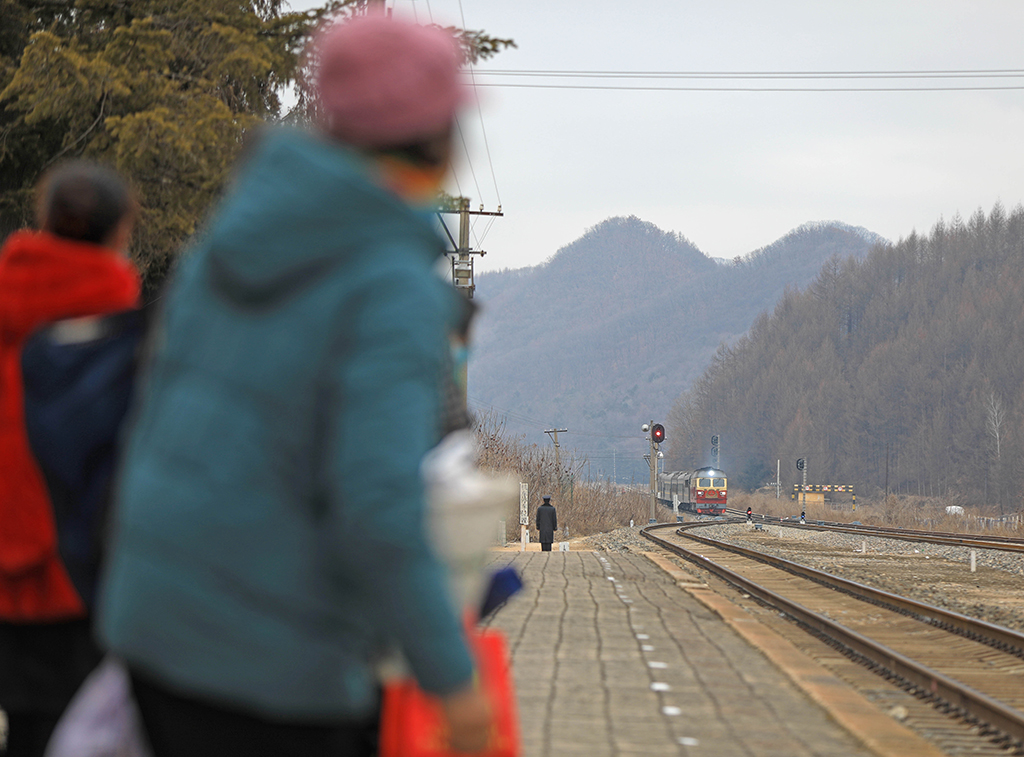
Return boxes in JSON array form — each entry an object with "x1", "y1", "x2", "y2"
[{"x1": 0, "y1": 161, "x2": 141, "y2": 757}]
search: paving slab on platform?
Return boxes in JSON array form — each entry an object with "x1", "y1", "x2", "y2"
[{"x1": 483, "y1": 550, "x2": 883, "y2": 757}]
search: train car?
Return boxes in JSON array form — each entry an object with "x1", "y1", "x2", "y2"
[{"x1": 657, "y1": 467, "x2": 728, "y2": 516}]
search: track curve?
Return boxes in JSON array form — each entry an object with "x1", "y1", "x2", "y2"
[{"x1": 643, "y1": 521, "x2": 1024, "y2": 751}]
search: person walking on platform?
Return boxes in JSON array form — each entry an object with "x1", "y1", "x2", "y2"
[
  {"x1": 536, "y1": 496, "x2": 558, "y2": 552},
  {"x1": 97, "y1": 15, "x2": 490, "y2": 757},
  {"x1": 0, "y1": 162, "x2": 141, "y2": 757}
]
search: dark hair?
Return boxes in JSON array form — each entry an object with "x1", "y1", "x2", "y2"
[
  {"x1": 36, "y1": 161, "x2": 135, "y2": 245},
  {"x1": 377, "y1": 125, "x2": 453, "y2": 169}
]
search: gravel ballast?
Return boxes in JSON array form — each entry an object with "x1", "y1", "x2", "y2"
[{"x1": 685, "y1": 522, "x2": 1024, "y2": 633}]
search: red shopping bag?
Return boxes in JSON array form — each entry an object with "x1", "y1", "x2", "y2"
[{"x1": 379, "y1": 628, "x2": 519, "y2": 757}]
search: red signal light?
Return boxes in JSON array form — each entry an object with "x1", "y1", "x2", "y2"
[{"x1": 651, "y1": 423, "x2": 665, "y2": 444}]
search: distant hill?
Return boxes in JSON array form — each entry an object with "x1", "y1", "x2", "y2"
[
  {"x1": 470, "y1": 215, "x2": 880, "y2": 484},
  {"x1": 669, "y1": 204, "x2": 1024, "y2": 510}
]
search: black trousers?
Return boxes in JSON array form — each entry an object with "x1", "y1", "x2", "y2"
[
  {"x1": 129, "y1": 672, "x2": 378, "y2": 757},
  {"x1": 1, "y1": 710, "x2": 63, "y2": 757},
  {"x1": 0, "y1": 618, "x2": 101, "y2": 757},
  {"x1": 541, "y1": 541, "x2": 552, "y2": 552}
]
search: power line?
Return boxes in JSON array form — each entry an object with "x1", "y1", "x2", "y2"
[
  {"x1": 454, "y1": 116, "x2": 484, "y2": 213},
  {"x1": 456, "y1": 0, "x2": 503, "y2": 209},
  {"x1": 398, "y1": 0, "x2": 503, "y2": 231},
  {"x1": 568, "y1": 430, "x2": 643, "y2": 440},
  {"x1": 414, "y1": 0, "x2": 482, "y2": 212},
  {"x1": 468, "y1": 396, "x2": 552, "y2": 428},
  {"x1": 470, "y1": 81, "x2": 1024, "y2": 93},
  {"x1": 475, "y1": 67, "x2": 1024, "y2": 79},
  {"x1": 468, "y1": 66, "x2": 1024, "y2": 92}
]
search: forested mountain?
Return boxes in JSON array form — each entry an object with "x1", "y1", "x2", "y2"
[
  {"x1": 668, "y1": 204, "x2": 1024, "y2": 512},
  {"x1": 470, "y1": 215, "x2": 878, "y2": 484}
]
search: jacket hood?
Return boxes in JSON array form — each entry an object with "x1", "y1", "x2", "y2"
[
  {"x1": 0, "y1": 231, "x2": 140, "y2": 341},
  {"x1": 203, "y1": 129, "x2": 445, "y2": 305}
]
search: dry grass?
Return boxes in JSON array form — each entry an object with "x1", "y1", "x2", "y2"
[
  {"x1": 475, "y1": 413, "x2": 648, "y2": 539},
  {"x1": 473, "y1": 413, "x2": 1024, "y2": 540}
]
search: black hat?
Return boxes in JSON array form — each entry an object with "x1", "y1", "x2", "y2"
[{"x1": 543, "y1": 495, "x2": 551, "y2": 502}]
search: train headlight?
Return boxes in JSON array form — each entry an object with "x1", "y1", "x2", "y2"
[{"x1": 696, "y1": 490, "x2": 704, "y2": 496}]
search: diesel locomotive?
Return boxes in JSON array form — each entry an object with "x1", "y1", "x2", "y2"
[{"x1": 656, "y1": 467, "x2": 728, "y2": 516}]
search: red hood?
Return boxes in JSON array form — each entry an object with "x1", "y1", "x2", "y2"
[{"x1": 0, "y1": 230, "x2": 140, "y2": 339}]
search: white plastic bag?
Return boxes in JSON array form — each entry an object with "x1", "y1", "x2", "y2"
[
  {"x1": 45, "y1": 657, "x2": 151, "y2": 757},
  {"x1": 421, "y1": 430, "x2": 518, "y2": 610}
]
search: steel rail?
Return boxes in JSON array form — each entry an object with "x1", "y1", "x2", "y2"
[
  {"x1": 722, "y1": 508, "x2": 1024, "y2": 552},
  {"x1": 642, "y1": 522, "x2": 1024, "y2": 748},
  {"x1": 673, "y1": 522, "x2": 1024, "y2": 653}
]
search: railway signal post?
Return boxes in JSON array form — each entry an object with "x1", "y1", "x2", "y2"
[
  {"x1": 797, "y1": 457, "x2": 807, "y2": 510},
  {"x1": 643, "y1": 421, "x2": 664, "y2": 523}
]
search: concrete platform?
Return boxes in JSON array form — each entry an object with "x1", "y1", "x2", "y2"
[{"x1": 483, "y1": 549, "x2": 910, "y2": 757}]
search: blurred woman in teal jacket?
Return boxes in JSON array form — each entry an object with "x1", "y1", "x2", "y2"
[{"x1": 98, "y1": 16, "x2": 490, "y2": 757}]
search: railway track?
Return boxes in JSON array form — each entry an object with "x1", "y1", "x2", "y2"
[
  {"x1": 643, "y1": 521, "x2": 1024, "y2": 754},
  {"x1": 722, "y1": 507, "x2": 1024, "y2": 553}
]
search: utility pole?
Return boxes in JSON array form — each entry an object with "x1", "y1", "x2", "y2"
[
  {"x1": 435, "y1": 197, "x2": 503, "y2": 408},
  {"x1": 436, "y1": 199, "x2": 503, "y2": 301},
  {"x1": 545, "y1": 427, "x2": 569, "y2": 492}
]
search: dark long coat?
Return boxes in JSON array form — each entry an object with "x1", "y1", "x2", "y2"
[{"x1": 536, "y1": 503, "x2": 558, "y2": 544}]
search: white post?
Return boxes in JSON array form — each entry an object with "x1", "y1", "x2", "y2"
[
  {"x1": 672, "y1": 494, "x2": 680, "y2": 522},
  {"x1": 520, "y1": 483, "x2": 529, "y2": 552},
  {"x1": 861, "y1": 539, "x2": 867, "y2": 554},
  {"x1": 970, "y1": 549, "x2": 977, "y2": 573}
]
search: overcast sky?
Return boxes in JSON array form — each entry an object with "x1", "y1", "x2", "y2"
[{"x1": 295, "y1": 0, "x2": 1024, "y2": 273}]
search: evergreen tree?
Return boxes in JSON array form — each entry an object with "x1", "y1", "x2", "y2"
[
  {"x1": 0, "y1": 1, "x2": 512, "y2": 291},
  {"x1": 1, "y1": 0, "x2": 328, "y2": 286}
]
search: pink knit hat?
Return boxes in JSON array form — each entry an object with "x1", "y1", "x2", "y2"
[{"x1": 313, "y1": 15, "x2": 468, "y2": 148}]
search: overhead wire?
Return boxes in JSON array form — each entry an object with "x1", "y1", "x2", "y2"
[
  {"x1": 468, "y1": 396, "x2": 649, "y2": 443},
  {"x1": 457, "y1": 0, "x2": 503, "y2": 211},
  {"x1": 417, "y1": 0, "x2": 475, "y2": 231},
  {"x1": 473, "y1": 67, "x2": 1024, "y2": 79},
  {"x1": 432, "y1": 0, "x2": 501, "y2": 251},
  {"x1": 465, "y1": 67, "x2": 1024, "y2": 92},
  {"x1": 408, "y1": 0, "x2": 501, "y2": 252},
  {"x1": 454, "y1": 117, "x2": 484, "y2": 205},
  {"x1": 471, "y1": 82, "x2": 1024, "y2": 92},
  {"x1": 452, "y1": 116, "x2": 486, "y2": 251},
  {"x1": 467, "y1": 396, "x2": 552, "y2": 428}
]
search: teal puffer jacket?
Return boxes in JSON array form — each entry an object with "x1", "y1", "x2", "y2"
[{"x1": 98, "y1": 128, "x2": 473, "y2": 719}]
